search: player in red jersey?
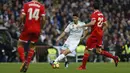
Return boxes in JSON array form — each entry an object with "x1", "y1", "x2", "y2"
[
  {"x1": 17, "y1": 0, "x2": 45, "y2": 72},
  {"x1": 77, "y1": 3, "x2": 119, "y2": 70}
]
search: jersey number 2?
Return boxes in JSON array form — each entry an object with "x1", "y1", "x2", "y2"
[
  {"x1": 28, "y1": 8, "x2": 40, "y2": 20},
  {"x1": 97, "y1": 17, "x2": 103, "y2": 27}
]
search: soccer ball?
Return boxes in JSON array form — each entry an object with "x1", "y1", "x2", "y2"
[{"x1": 53, "y1": 62, "x2": 60, "y2": 69}]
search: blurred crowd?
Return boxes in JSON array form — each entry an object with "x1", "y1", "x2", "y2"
[{"x1": 0, "y1": 0, "x2": 130, "y2": 62}]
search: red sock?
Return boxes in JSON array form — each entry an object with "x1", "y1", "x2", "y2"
[
  {"x1": 101, "y1": 50, "x2": 115, "y2": 59},
  {"x1": 81, "y1": 53, "x2": 90, "y2": 68},
  {"x1": 17, "y1": 47, "x2": 25, "y2": 62},
  {"x1": 27, "y1": 49, "x2": 34, "y2": 64}
]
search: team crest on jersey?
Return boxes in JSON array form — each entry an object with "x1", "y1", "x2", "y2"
[{"x1": 70, "y1": 24, "x2": 81, "y2": 33}]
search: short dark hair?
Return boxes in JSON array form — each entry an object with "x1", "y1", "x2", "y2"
[
  {"x1": 73, "y1": 13, "x2": 79, "y2": 17},
  {"x1": 93, "y1": 2, "x2": 99, "y2": 9}
]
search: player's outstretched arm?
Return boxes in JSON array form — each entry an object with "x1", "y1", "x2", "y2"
[
  {"x1": 84, "y1": 20, "x2": 96, "y2": 27},
  {"x1": 56, "y1": 32, "x2": 66, "y2": 42},
  {"x1": 78, "y1": 20, "x2": 96, "y2": 28}
]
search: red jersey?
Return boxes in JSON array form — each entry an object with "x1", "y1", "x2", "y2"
[
  {"x1": 90, "y1": 10, "x2": 106, "y2": 37},
  {"x1": 21, "y1": 1, "x2": 45, "y2": 30}
]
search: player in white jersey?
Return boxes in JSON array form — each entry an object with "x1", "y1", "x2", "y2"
[{"x1": 50, "y1": 13, "x2": 88, "y2": 68}]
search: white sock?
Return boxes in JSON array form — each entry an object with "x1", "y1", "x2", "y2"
[{"x1": 55, "y1": 54, "x2": 65, "y2": 62}]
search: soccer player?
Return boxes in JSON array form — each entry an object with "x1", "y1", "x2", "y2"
[
  {"x1": 50, "y1": 13, "x2": 88, "y2": 68},
  {"x1": 17, "y1": 0, "x2": 45, "y2": 72},
  {"x1": 77, "y1": 3, "x2": 119, "y2": 70}
]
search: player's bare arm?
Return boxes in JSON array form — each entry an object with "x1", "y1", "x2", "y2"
[
  {"x1": 82, "y1": 20, "x2": 96, "y2": 27},
  {"x1": 56, "y1": 32, "x2": 66, "y2": 42},
  {"x1": 41, "y1": 16, "x2": 46, "y2": 30},
  {"x1": 18, "y1": 14, "x2": 26, "y2": 31},
  {"x1": 85, "y1": 20, "x2": 96, "y2": 27},
  {"x1": 81, "y1": 29, "x2": 88, "y2": 40},
  {"x1": 78, "y1": 20, "x2": 96, "y2": 28},
  {"x1": 20, "y1": 14, "x2": 26, "y2": 24}
]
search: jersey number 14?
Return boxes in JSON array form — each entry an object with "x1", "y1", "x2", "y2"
[{"x1": 28, "y1": 8, "x2": 40, "y2": 20}]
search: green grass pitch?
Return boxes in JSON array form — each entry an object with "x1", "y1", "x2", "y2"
[{"x1": 0, "y1": 62, "x2": 130, "y2": 73}]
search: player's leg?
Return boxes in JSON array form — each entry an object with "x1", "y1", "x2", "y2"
[
  {"x1": 26, "y1": 31, "x2": 40, "y2": 64},
  {"x1": 51, "y1": 41, "x2": 78, "y2": 68},
  {"x1": 26, "y1": 42, "x2": 35, "y2": 64},
  {"x1": 18, "y1": 30, "x2": 29, "y2": 63},
  {"x1": 54, "y1": 49, "x2": 71, "y2": 62},
  {"x1": 78, "y1": 36, "x2": 96, "y2": 70},
  {"x1": 17, "y1": 40, "x2": 27, "y2": 72},
  {"x1": 64, "y1": 51, "x2": 76, "y2": 68},
  {"x1": 17, "y1": 40, "x2": 25, "y2": 63},
  {"x1": 18, "y1": 32, "x2": 29, "y2": 72},
  {"x1": 96, "y1": 47, "x2": 119, "y2": 67},
  {"x1": 52, "y1": 42, "x2": 69, "y2": 63},
  {"x1": 61, "y1": 49, "x2": 69, "y2": 68},
  {"x1": 22, "y1": 42, "x2": 35, "y2": 73},
  {"x1": 96, "y1": 46, "x2": 116, "y2": 59},
  {"x1": 64, "y1": 56, "x2": 69, "y2": 68},
  {"x1": 96, "y1": 38, "x2": 119, "y2": 67},
  {"x1": 50, "y1": 49, "x2": 70, "y2": 68},
  {"x1": 54, "y1": 41, "x2": 78, "y2": 63},
  {"x1": 23, "y1": 32, "x2": 40, "y2": 72},
  {"x1": 78, "y1": 49, "x2": 90, "y2": 70}
]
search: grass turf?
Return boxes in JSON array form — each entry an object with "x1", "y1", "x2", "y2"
[{"x1": 0, "y1": 62, "x2": 130, "y2": 73}]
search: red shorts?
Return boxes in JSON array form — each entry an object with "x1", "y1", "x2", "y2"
[
  {"x1": 86, "y1": 35, "x2": 102, "y2": 50},
  {"x1": 19, "y1": 27, "x2": 40, "y2": 43}
]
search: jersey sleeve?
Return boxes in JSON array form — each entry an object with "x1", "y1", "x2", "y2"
[
  {"x1": 64, "y1": 24, "x2": 71, "y2": 33},
  {"x1": 91, "y1": 13, "x2": 97, "y2": 21},
  {"x1": 40, "y1": 5, "x2": 45, "y2": 16},
  {"x1": 21, "y1": 4, "x2": 27, "y2": 15}
]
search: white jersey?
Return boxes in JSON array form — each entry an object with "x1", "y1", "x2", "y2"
[
  {"x1": 62, "y1": 21, "x2": 87, "y2": 55},
  {"x1": 64, "y1": 21, "x2": 87, "y2": 41}
]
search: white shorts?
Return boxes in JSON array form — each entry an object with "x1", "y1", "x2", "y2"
[{"x1": 61, "y1": 39, "x2": 80, "y2": 56}]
